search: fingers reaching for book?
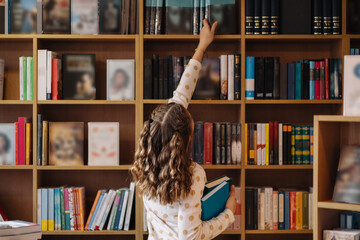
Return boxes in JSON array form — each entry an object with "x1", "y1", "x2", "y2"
[{"x1": 226, "y1": 185, "x2": 237, "y2": 214}]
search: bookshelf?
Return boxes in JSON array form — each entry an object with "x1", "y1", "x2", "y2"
[
  {"x1": 314, "y1": 116, "x2": 360, "y2": 240},
  {"x1": 0, "y1": 0, "x2": 352, "y2": 240}
]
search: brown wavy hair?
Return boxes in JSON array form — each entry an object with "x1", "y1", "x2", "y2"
[{"x1": 131, "y1": 103, "x2": 194, "y2": 205}]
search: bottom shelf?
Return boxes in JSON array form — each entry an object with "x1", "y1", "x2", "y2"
[
  {"x1": 42, "y1": 230, "x2": 136, "y2": 235},
  {"x1": 245, "y1": 229, "x2": 313, "y2": 234}
]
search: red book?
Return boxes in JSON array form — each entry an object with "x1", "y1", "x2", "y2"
[
  {"x1": 14, "y1": 122, "x2": 19, "y2": 165},
  {"x1": 52, "y1": 59, "x2": 61, "y2": 100},
  {"x1": 203, "y1": 122, "x2": 213, "y2": 165},
  {"x1": 320, "y1": 61, "x2": 325, "y2": 99},
  {"x1": 269, "y1": 121, "x2": 274, "y2": 165},
  {"x1": 290, "y1": 191, "x2": 297, "y2": 230},
  {"x1": 324, "y1": 58, "x2": 330, "y2": 99},
  {"x1": 273, "y1": 121, "x2": 279, "y2": 165},
  {"x1": 315, "y1": 61, "x2": 320, "y2": 100},
  {"x1": 18, "y1": 117, "x2": 26, "y2": 165}
]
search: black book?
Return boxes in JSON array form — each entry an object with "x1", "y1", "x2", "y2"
[
  {"x1": 62, "y1": 54, "x2": 96, "y2": 100},
  {"x1": 145, "y1": 0, "x2": 152, "y2": 34},
  {"x1": 248, "y1": 124, "x2": 254, "y2": 165},
  {"x1": 0, "y1": 1, "x2": 3, "y2": 34},
  {"x1": 280, "y1": 0, "x2": 312, "y2": 34},
  {"x1": 283, "y1": 124, "x2": 288, "y2": 164},
  {"x1": 37, "y1": 114, "x2": 43, "y2": 166},
  {"x1": 253, "y1": 188, "x2": 258, "y2": 229},
  {"x1": 220, "y1": 123, "x2": 226, "y2": 164},
  {"x1": 254, "y1": 0, "x2": 261, "y2": 34},
  {"x1": 194, "y1": 122, "x2": 204, "y2": 164},
  {"x1": 280, "y1": 62, "x2": 287, "y2": 99},
  {"x1": 130, "y1": 0, "x2": 137, "y2": 34},
  {"x1": 313, "y1": 0, "x2": 322, "y2": 34},
  {"x1": 231, "y1": 123, "x2": 237, "y2": 164},
  {"x1": 152, "y1": 54, "x2": 159, "y2": 99},
  {"x1": 246, "y1": 0, "x2": 255, "y2": 34},
  {"x1": 255, "y1": 57, "x2": 265, "y2": 99},
  {"x1": 193, "y1": 0, "x2": 200, "y2": 34},
  {"x1": 226, "y1": 123, "x2": 232, "y2": 165},
  {"x1": 43, "y1": 0, "x2": 70, "y2": 34},
  {"x1": 199, "y1": 0, "x2": 206, "y2": 30},
  {"x1": 193, "y1": 58, "x2": 220, "y2": 100},
  {"x1": 245, "y1": 188, "x2": 254, "y2": 229},
  {"x1": 331, "y1": 0, "x2": 340, "y2": 34},
  {"x1": 261, "y1": 0, "x2": 270, "y2": 34},
  {"x1": 143, "y1": 58, "x2": 153, "y2": 99},
  {"x1": 273, "y1": 57, "x2": 280, "y2": 99},
  {"x1": 348, "y1": 0, "x2": 360, "y2": 34},
  {"x1": 167, "y1": 56, "x2": 173, "y2": 97},
  {"x1": 159, "y1": 59, "x2": 164, "y2": 99},
  {"x1": 150, "y1": 0, "x2": 156, "y2": 34},
  {"x1": 323, "y1": 0, "x2": 332, "y2": 34},
  {"x1": 234, "y1": 54, "x2": 241, "y2": 100},
  {"x1": 165, "y1": 0, "x2": 193, "y2": 34},
  {"x1": 163, "y1": 58, "x2": 169, "y2": 99},
  {"x1": 302, "y1": 61, "x2": 310, "y2": 99},
  {"x1": 287, "y1": 62, "x2": 296, "y2": 99},
  {"x1": 270, "y1": 0, "x2": 279, "y2": 34},
  {"x1": 287, "y1": 125, "x2": 292, "y2": 165},
  {"x1": 264, "y1": 57, "x2": 274, "y2": 99},
  {"x1": 154, "y1": 0, "x2": 163, "y2": 34},
  {"x1": 207, "y1": 0, "x2": 237, "y2": 34},
  {"x1": 213, "y1": 123, "x2": 221, "y2": 165}
]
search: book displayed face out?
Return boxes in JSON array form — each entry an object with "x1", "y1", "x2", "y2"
[
  {"x1": 42, "y1": 0, "x2": 70, "y2": 34},
  {"x1": 99, "y1": 0, "x2": 122, "y2": 33},
  {"x1": 165, "y1": 0, "x2": 193, "y2": 34},
  {"x1": 106, "y1": 59, "x2": 135, "y2": 100},
  {"x1": 193, "y1": 58, "x2": 220, "y2": 100},
  {"x1": 9, "y1": 0, "x2": 37, "y2": 34},
  {"x1": 0, "y1": 123, "x2": 15, "y2": 165},
  {"x1": 71, "y1": 0, "x2": 98, "y2": 34}
]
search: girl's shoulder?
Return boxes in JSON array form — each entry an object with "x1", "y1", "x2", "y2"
[{"x1": 192, "y1": 162, "x2": 207, "y2": 182}]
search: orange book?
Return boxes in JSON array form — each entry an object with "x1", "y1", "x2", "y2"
[
  {"x1": 25, "y1": 123, "x2": 32, "y2": 165},
  {"x1": 78, "y1": 188, "x2": 85, "y2": 231},
  {"x1": 85, "y1": 190, "x2": 101, "y2": 230},
  {"x1": 245, "y1": 124, "x2": 248, "y2": 165},
  {"x1": 73, "y1": 188, "x2": 79, "y2": 230}
]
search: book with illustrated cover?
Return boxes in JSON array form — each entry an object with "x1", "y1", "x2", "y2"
[
  {"x1": 343, "y1": 56, "x2": 360, "y2": 116},
  {"x1": 106, "y1": 59, "x2": 135, "y2": 100},
  {"x1": 193, "y1": 58, "x2": 220, "y2": 100},
  {"x1": 8, "y1": 0, "x2": 37, "y2": 33},
  {"x1": 323, "y1": 230, "x2": 360, "y2": 240},
  {"x1": 49, "y1": 122, "x2": 84, "y2": 166},
  {"x1": 71, "y1": 0, "x2": 98, "y2": 34},
  {"x1": 0, "y1": 123, "x2": 15, "y2": 165},
  {"x1": 99, "y1": 0, "x2": 121, "y2": 34},
  {"x1": 88, "y1": 122, "x2": 119, "y2": 166},
  {"x1": 42, "y1": 0, "x2": 70, "y2": 33},
  {"x1": 165, "y1": 0, "x2": 193, "y2": 34}
]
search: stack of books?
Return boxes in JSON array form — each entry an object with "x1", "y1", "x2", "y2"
[{"x1": 0, "y1": 221, "x2": 41, "y2": 240}]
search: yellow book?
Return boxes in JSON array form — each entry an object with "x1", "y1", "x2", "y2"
[
  {"x1": 265, "y1": 123, "x2": 269, "y2": 165},
  {"x1": 41, "y1": 220, "x2": 48, "y2": 231},
  {"x1": 25, "y1": 123, "x2": 31, "y2": 165},
  {"x1": 244, "y1": 124, "x2": 248, "y2": 165},
  {"x1": 296, "y1": 192, "x2": 303, "y2": 230}
]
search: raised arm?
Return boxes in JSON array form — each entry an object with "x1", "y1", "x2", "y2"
[{"x1": 169, "y1": 19, "x2": 218, "y2": 109}]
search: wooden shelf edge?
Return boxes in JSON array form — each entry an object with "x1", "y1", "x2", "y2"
[
  {"x1": 244, "y1": 34, "x2": 343, "y2": 40},
  {"x1": 36, "y1": 165, "x2": 132, "y2": 170},
  {"x1": 41, "y1": 230, "x2": 136, "y2": 235},
  {"x1": 143, "y1": 99, "x2": 242, "y2": 105},
  {"x1": 315, "y1": 115, "x2": 360, "y2": 122},
  {"x1": 245, "y1": 100, "x2": 343, "y2": 105},
  {"x1": 245, "y1": 229, "x2": 313, "y2": 234},
  {"x1": 144, "y1": 34, "x2": 241, "y2": 40},
  {"x1": 0, "y1": 165, "x2": 34, "y2": 170},
  {"x1": 37, "y1": 100, "x2": 136, "y2": 105},
  {"x1": 245, "y1": 165, "x2": 313, "y2": 170},
  {"x1": 37, "y1": 34, "x2": 138, "y2": 40},
  {"x1": 0, "y1": 100, "x2": 34, "y2": 105},
  {"x1": 201, "y1": 165, "x2": 241, "y2": 170},
  {"x1": 317, "y1": 201, "x2": 360, "y2": 211},
  {"x1": 143, "y1": 230, "x2": 242, "y2": 235}
]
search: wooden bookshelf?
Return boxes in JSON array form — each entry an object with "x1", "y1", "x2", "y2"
[
  {"x1": 0, "y1": 0, "x2": 352, "y2": 240},
  {"x1": 314, "y1": 116, "x2": 360, "y2": 240}
]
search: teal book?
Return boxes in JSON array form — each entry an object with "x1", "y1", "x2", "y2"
[
  {"x1": 201, "y1": 176, "x2": 232, "y2": 221},
  {"x1": 302, "y1": 126, "x2": 310, "y2": 165},
  {"x1": 295, "y1": 61, "x2": 302, "y2": 99},
  {"x1": 113, "y1": 190, "x2": 125, "y2": 230},
  {"x1": 294, "y1": 126, "x2": 302, "y2": 164},
  {"x1": 59, "y1": 187, "x2": 65, "y2": 230}
]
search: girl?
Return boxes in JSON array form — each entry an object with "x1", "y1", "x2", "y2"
[{"x1": 131, "y1": 19, "x2": 237, "y2": 240}]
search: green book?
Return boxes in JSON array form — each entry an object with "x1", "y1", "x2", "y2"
[
  {"x1": 302, "y1": 191, "x2": 309, "y2": 229},
  {"x1": 22, "y1": 57, "x2": 27, "y2": 100},
  {"x1": 295, "y1": 61, "x2": 302, "y2": 100},
  {"x1": 291, "y1": 127, "x2": 295, "y2": 164},
  {"x1": 27, "y1": 57, "x2": 33, "y2": 100},
  {"x1": 295, "y1": 126, "x2": 302, "y2": 164},
  {"x1": 302, "y1": 126, "x2": 310, "y2": 165},
  {"x1": 109, "y1": 190, "x2": 121, "y2": 230},
  {"x1": 59, "y1": 187, "x2": 65, "y2": 230}
]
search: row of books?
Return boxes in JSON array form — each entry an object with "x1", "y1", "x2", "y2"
[
  {"x1": 86, "y1": 183, "x2": 135, "y2": 231},
  {"x1": 340, "y1": 211, "x2": 360, "y2": 230},
  {"x1": 350, "y1": 48, "x2": 360, "y2": 55},
  {"x1": 245, "y1": 187, "x2": 313, "y2": 230},
  {"x1": 193, "y1": 122, "x2": 241, "y2": 165},
  {"x1": 37, "y1": 50, "x2": 135, "y2": 101},
  {"x1": 0, "y1": 118, "x2": 32, "y2": 166},
  {"x1": 19, "y1": 57, "x2": 34, "y2": 101},
  {"x1": 0, "y1": 0, "x2": 137, "y2": 34},
  {"x1": 324, "y1": 230, "x2": 360, "y2": 240},
  {"x1": 313, "y1": 0, "x2": 341, "y2": 35},
  {"x1": 245, "y1": 57, "x2": 342, "y2": 100},
  {"x1": 245, "y1": 0, "x2": 279, "y2": 35},
  {"x1": 245, "y1": 123, "x2": 313, "y2": 165},
  {"x1": 144, "y1": 0, "x2": 237, "y2": 35},
  {"x1": 38, "y1": 187, "x2": 85, "y2": 231},
  {"x1": 36, "y1": 117, "x2": 120, "y2": 166}
]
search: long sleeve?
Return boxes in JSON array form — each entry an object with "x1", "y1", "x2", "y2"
[
  {"x1": 169, "y1": 59, "x2": 202, "y2": 109},
  {"x1": 177, "y1": 164, "x2": 235, "y2": 240}
]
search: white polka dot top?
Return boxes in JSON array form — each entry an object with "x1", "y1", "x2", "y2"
[{"x1": 144, "y1": 59, "x2": 235, "y2": 240}]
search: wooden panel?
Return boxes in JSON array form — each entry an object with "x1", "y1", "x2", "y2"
[
  {"x1": 0, "y1": 170, "x2": 33, "y2": 221},
  {"x1": 38, "y1": 105, "x2": 135, "y2": 165},
  {"x1": 0, "y1": 105, "x2": 33, "y2": 123},
  {"x1": 0, "y1": 40, "x2": 33, "y2": 100},
  {"x1": 317, "y1": 209, "x2": 341, "y2": 240},
  {"x1": 37, "y1": 40, "x2": 136, "y2": 100}
]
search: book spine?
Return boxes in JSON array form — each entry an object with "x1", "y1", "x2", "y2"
[
  {"x1": 338, "y1": 58, "x2": 342, "y2": 99},
  {"x1": 60, "y1": 187, "x2": 65, "y2": 230},
  {"x1": 285, "y1": 192, "x2": 290, "y2": 229},
  {"x1": 214, "y1": 123, "x2": 221, "y2": 164},
  {"x1": 15, "y1": 122, "x2": 18, "y2": 165},
  {"x1": 145, "y1": 0, "x2": 152, "y2": 34},
  {"x1": 236, "y1": 123, "x2": 242, "y2": 165},
  {"x1": 245, "y1": 56, "x2": 255, "y2": 100},
  {"x1": 270, "y1": 0, "x2": 279, "y2": 34},
  {"x1": 265, "y1": 187, "x2": 273, "y2": 230},
  {"x1": 254, "y1": 0, "x2": 261, "y2": 34},
  {"x1": 0, "y1": 59, "x2": 3, "y2": 100},
  {"x1": 269, "y1": 121, "x2": 274, "y2": 164},
  {"x1": 23, "y1": 57, "x2": 27, "y2": 100},
  {"x1": 280, "y1": 62, "x2": 287, "y2": 99},
  {"x1": 108, "y1": 191, "x2": 120, "y2": 230},
  {"x1": 193, "y1": 0, "x2": 200, "y2": 35},
  {"x1": 302, "y1": 192, "x2": 309, "y2": 229},
  {"x1": 220, "y1": 123, "x2": 226, "y2": 164},
  {"x1": 302, "y1": 126, "x2": 310, "y2": 165},
  {"x1": 18, "y1": 117, "x2": 25, "y2": 165},
  {"x1": 25, "y1": 123, "x2": 31, "y2": 165},
  {"x1": 158, "y1": 59, "x2": 164, "y2": 99},
  {"x1": 295, "y1": 126, "x2": 302, "y2": 164},
  {"x1": 295, "y1": 61, "x2": 302, "y2": 100},
  {"x1": 124, "y1": 182, "x2": 136, "y2": 230},
  {"x1": 248, "y1": 124, "x2": 254, "y2": 165},
  {"x1": 19, "y1": 57, "x2": 23, "y2": 100},
  {"x1": 256, "y1": 123, "x2": 262, "y2": 165},
  {"x1": 167, "y1": 56, "x2": 173, "y2": 97},
  {"x1": 78, "y1": 188, "x2": 85, "y2": 231},
  {"x1": 220, "y1": 55, "x2": 228, "y2": 100},
  {"x1": 152, "y1": 55, "x2": 159, "y2": 99},
  {"x1": 323, "y1": 0, "x2": 332, "y2": 34},
  {"x1": 265, "y1": 123, "x2": 269, "y2": 165},
  {"x1": 273, "y1": 57, "x2": 280, "y2": 99},
  {"x1": 253, "y1": 188, "x2": 258, "y2": 229},
  {"x1": 41, "y1": 189, "x2": 48, "y2": 231},
  {"x1": 320, "y1": 61, "x2": 325, "y2": 99},
  {"x1": 260, "y1": 188, "x2": 265, "y2": 230},
  {"x1": 246, "y1": 0, "x2": 255, "y2": 34},
  {"x1": 296, "y1": 192, "x2": 302, "y2": 230},
  {"x1": 37, "y1": 189, "x2": 41, "y2": 225},
  {"x1": 287, "y1": 63, "x2": 295, "y2": 99},
  {"x1": 52, "y1": 59, "x2": 58, "y2": 100},
  {"x1": 255, "y1": 57, "x2": 265, "y2": 99},
  {"x1": 245, "y1": 123, "x2": 248, "y2": 165},
  {"x1": 289, "y1": 125, "x2": 294, "y2": 164},
  {"x1": 163, "y1": 58, "x2": 168, "y2": 99},
  {"x1": 119, "y1": 190, "x2": 129, "y2": 230},
  {"x1": 99, "y1": 190, "x2": 116, "y2": 231},
  {"x1": 154, "y1": 0, "x2": 163, "y2": 35},
  {"x1": 329, "y1": 58, "x2": 335, "y2": 99},
  {"x1": 228, "y1": 55, "x2": 235, "y2": 100},
  {"x1": 54, "y1": 188, "x2": 58, "y2": 230},
  {"x1": 199, "y1": 0, "x2": 206, "y2": 30},
  {"x1": 204, "y1": 123, "x2": 213, "y2": 165},
  {"x1": 334, "y1": 59, "x2": 339, "y2": 99},
  {"x1": 264, "y1": 57, "x2": 274, "y2": 99},
  {"x1": 194, "y1": 122, "x2": 204, "y2": 164},
  {"x1": 245, "y1": 188, "x2": 254, "y2": 229},
  {"x1": 278, "y1": 123, "x2": 283, "y2": 165},
  {"x1": 309, "y1": 61, "x2": 315, "y2": 100},
  {"x1": 261, "y1": 0, "x2": 270, "y2": 34},
  {"x1": 27, "y1": 57, "x2": 33, "y2": 100},
  {"x1": 273, "y1": 190, "x2": 278, "y2": 230},
  {"x1": 231, "y1": 123, "x2": 237, "y2": 165},
  {"x1": 282, "y1": 124, "x2": 288, "y2": 165},
  {"x1": 234, "y1": 54, "x2": 241, "y2": 100},
  {"x1": 234, "y1": 187, "x2": 241, "y2": 230},
  {"x1": 309, "y1": 192, "x2": 313, "y2": 229},
  {"x1": 261, "y1": 124, "x2": 265, "y2": 166},
  {"x1": 48, "y1": 188, "x2": 55, "y2": 231},
  {"x1": 37, "y1": 50, "x2": 47, "y2": 100},
  {"x1": 313, "y1": 0, "x2": 322, "y2": 34},
  {"x1": 143, "y1": 58, "x2": 153, "y2": 99},
  {"x1": 46, "y1": 51, "x2": 52, "y2": 100},
  {"x1": 90, "y1": 192, "x2": 105, "y2": 230},
  {"x1": 273, "y1": 121, "x2": 279, "y2": 165},
  {"x1": 278, "y1": 191, "x2": 285, "y2": 229},
  {"x1": 113, "y1": 190, "x2": 124, "y2": 230},
  {"x1": 290, "y1": 192, "x2": 296, "y2": 230},
  {"x1": 64, "y1": 188, "x2": 70, "y2": 230},
  {"x1": 68, "y1": 188, "x2": 75, "y2": 231},
  {"x1": 310, "y1": 126, "x2": 314, "y2": 165},
  {"x1": 302, "y1": 61, "x2": 310, "y2": 100},
  {"x1": 315, "y1": 61, "x2": 320, "y2": 99}
]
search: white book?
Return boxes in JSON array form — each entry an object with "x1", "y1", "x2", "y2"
[
  {"x1": 279, "y1": 191, "x2": 284, "y2": 229},
  {"x1": 0, "y1": 59, "x2": 4, "y2": 100},
  {"x1": 107, "y1": 190, "x2": 120, "y2": 230},
  {"x1": 37, "y1": 0, "x2": 42, "y2": 34},
  {"x1": 92, "y1": 192, "x2": 109, "y2": 230},
  {"x1": 264, "y1": 187, "x2": 273, "y2": 230},
  {"x1": 118, "y1": 189, "x2": 129, "y2": 230},
  {"x1": 4, "y1": 0, "x2": 8, "y2": 34},
  {"x1": 257, "y1": 123, "x2": 262, "y2": 165},
  {"x1": 220, "y1": 55, "x2": 228, "y2": 99},
  {"x1": 124, "y1": 182, "x2": 135, "y2": 231},
  {"x1": 309, "y1": 192, "x2": 313, "y2": 229},
  {"x1": 37, "y1": 50, "x2": 47, "y2": 100},
  {"x1": 343, "y1": 56, "x2": 360, "y2": 116},
  {"x1": 261, "y1": 124, "x2": 266, "y2": 165},
  {"x1": 46, "y1": 51, "x2": 53, "y2": 100},
  {"x1": 19, "y1": 57, "x2": 24, "y2": 100},
  {"x1": 273, "y1": 191, "x2": 278, "y2": 230},
  {"x1": 259, "y1": 188, "x2": 265, "y2": 230},
  {"x1": 26, "y1": 57, "x2": 31, "y2": 101},
  {"x1": 99, "y1": 190, "x2": 116, "y2": 230},
  {"x1": 37, "y1": 189, "x2": 41, "y2": 225},
  {"x1": 227, "y1": 55, "x2": 234, "y2": 100},
  {"x1": 279, "y1": 123, "x2": 283, "y2": 165}
]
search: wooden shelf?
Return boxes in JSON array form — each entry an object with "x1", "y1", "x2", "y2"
[
  {"x1": 42, "y1": 230, "x2": 136, "y2": 235},
  {"x1": 0, "y1": 100, "x2": 33, "y2": 105},
  {"x1": 245, "y1": 34, "x2": 343, "y2": 40},
  {"x1": 36, "y1": 165, "x2": 132, "y2": 170},
  {"x1": 143, "y1": 99, "x2": 242, "y2": 105},
  {"x1": 144, "y1": 230, "x2": 242, "y2": 235},
  {"x1": 36, "y1": 34, "x2": 138, "y2": 41},
  {"x1": 245, "y1": 229, "x2": 313, "y2": 234},
  {"x1": 317, "y1": 201, "x2": 360, "y2": 212},
  {"x1": 316, "y1": 115, "x2": 360, "y2": 122},
  {"x1": 201, "y1": 165, "x2": 241, "y2": 170},
  {"x1": 37, "y1": 100, "x2": 136, "y2": 105},
  {"x1": 144, "y1": 34, "x2": 242, "y2": 40},
  {"x1": 245, "y1": 100, "x2": 342, "y2": 105},
  {"x1": 245, "y1": 165, "x2": 313, "y2": 170},
  {"x1": 0, "y1": 165, "x2": 33, "y2": 170}
]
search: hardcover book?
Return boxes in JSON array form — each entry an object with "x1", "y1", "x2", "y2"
[
  {"x1": 99, "y1": 0, "x2": 121, "y2": 34},
  {"x1": 8, "y1": 0, "x2": 37, "y2": 33},
  {"x1": 0, "y1": 0, "x2": 4, "y2": 33},
  {"x1": 279, "y1": 0, "x2": 312, "y2": 34},
  {"x1": 343, "y1": 56, "x2": 360, "y2": 116},
  {"x1": 106, "y1": 59, "x2": 135, "y2": 100},
  {"x1": 193, "y1": 58, "x2": 220, "y2": 100},
  {"x1": 88, "y1": 122, "x2": 119, "y2": 166},
  {"x1": 165, "y1": 0, "x2": 193, "y2": 34},
  {"x1": 0, "y1": 123, "x2": 15, "y2": 165},
  {"x1": 71, "y1": 0, "x2": 98, "y2": 34},
  {"x1": 207, "y1": 0, "x2": 237, "y2": 34},
  {"x1": 42, "y1": 0, "x2": 70, "y2": 33},
  {"x1": 49, "y1": 122, "x2": 84, "y2": 166},
  {"x1": 62, "y1": 54, "x2": 96, "y2": 100}
]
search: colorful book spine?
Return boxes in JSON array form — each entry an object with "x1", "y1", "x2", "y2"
[
  {"x1": 89, "y1": 191, "x2": 105, "y2": 231},
  {"x1": 245, "y1": 56, "x2": 255, "y2": 100},
  {"x1": 108, "y1": 191, "x2": 121, "y2": 230},
  {"x1": 86, "y1": 190, "x2": 102, "y2": 230},
  {"x1": 310, "y1": 127, "x2": 314, "y2": 165},
  {"x1": 278, "y1": 191, "x2": 285, "y2": 229},
  {"x1": 284, "y1": 192, "x2": 290, "y2": 230},
  {"x1": 309, "y1": 61, "x2": 315, "y2": 100},
  {"x1": 290, "y1": 192, "x2": 296, "y2": 230},
  {"x1": 295, "y1": 61, "x2": 302, "y2": 100},
  {"x1": 265, "y1": 123, "x2": 269, "y2": 165},
  {"x1": 64, "y1": 188, "x2": 70, "y2": 230},
  {"x1": 273, "y1": 190, "x2": 278, "y2": 230},
  {"x1": 294, "y1": 126, "x2": 302, "y2": 164},
  {"x1": 25, "y1": 123, "x2": 31, "y2": 165},
  {"x1": 291, "y1": 127, "x2": 295, "y2": 164},
  {"x1": 60, "y1": 187, "x2": 65, "y2": 230},
  {"x1": 15, "y1": 122, "x2": 18, "y2": 165},
  {"x1": 204, "y1": 123, "x2": 213, "y2": 165},
  {"x1": 27, "y1": 57, "x2": 33, "y2": 100},
  {"x1": 48, "y1": 188, "x2": 55, "y2": 231},
  {"x1": 302, "y1": 126, "x2": 310, "y2": 165},
  {"x1": 296, "y1": 192, "x2": 302, "y2": 230},
  {"x1": 18, "y1": 117, "x2": 26, "y2": 165},
  {"x1": 41, "y1": 189, "x2": 48, "y2": 231}
]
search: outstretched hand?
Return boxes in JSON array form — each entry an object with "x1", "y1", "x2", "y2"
[{"x1": 197, "y1": 19, "x2": 218, "y2": 53}]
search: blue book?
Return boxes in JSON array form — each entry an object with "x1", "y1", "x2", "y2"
[
  {"x1": 88, "y1": 191, "x2": 105, "y2": 231},
  {"x1": 8, "y1": 0, "x2": 37, "y2": 34},
  {"x1": 278, "y1": 191, "x2": 285, "y2": 229},
  {"x1": 54, "y1": 188, "x2": 59, "y2": 230},
  {"x1": 245, "y1": 56, "x2": 255, "y2": 100},
  {"x1": 41, "y1": 189, "x2": 48, "y2": 231},
  {"x1": 309, "y1": 61, "x2": 315, "y2": 100},
  {"x1": 310, "y1": 127, "x2": 314, "y2": 165},
  {"x1": 48, "y1": 189, "x2": 54, "y2": 231},
  {"x1": 356, "y1": 48, "x2": 360, "y2": 55},
  {"x1": 340, "y1": 212, "x2": 346, "y2": 228},
  {"x1": 287, "y1": 63, "x2": 295, "y2": 99},
  {"x1": 284, "y1": 192, "x2": 290, "y2": 230},
  {"x1": 295, "y1": 61, "x2": 302, "y2": 100},
  {"x1": 201, "y1": 177, "x2": 232, "y2": 221},
  {"x1": 351, "y1": 48, "x2": 355, "y2": 55},
  {"x1": 114, "y1": 190, "x2": 125, "y2": 230}
]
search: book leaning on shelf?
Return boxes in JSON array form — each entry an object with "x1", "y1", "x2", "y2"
[
  {"x1": 245, "y1": 122, "x2": 313, "y2": 165},
  {"x1": 0, "y1": 221, "x2": 41, "y2": 240},
  {"x1": 0, "y1": 117, "x2": 32, "y2": 166}
]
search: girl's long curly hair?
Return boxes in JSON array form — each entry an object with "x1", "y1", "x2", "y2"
[{"x1": 131, "y1": 103, "x2": 194, "y2": 205}]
